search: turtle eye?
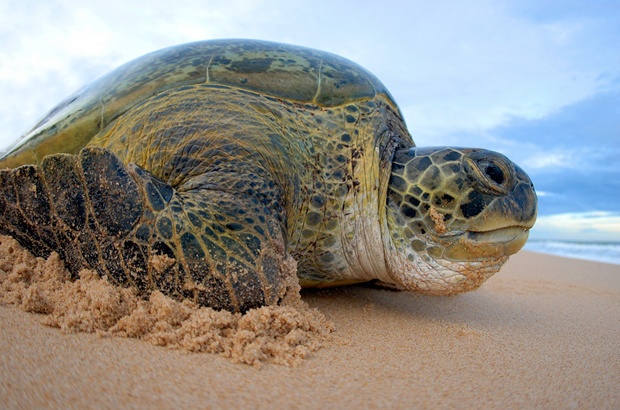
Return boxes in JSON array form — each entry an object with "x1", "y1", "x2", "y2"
[
  {"x1": 481, "y1": 161, "x2": 505, "y2": 185},
  {"x1": 474, "y1": 159, "x2": 509, "y2": 194},
  {"x1": 465, "y1": 153, "x2": 513, "y2": 195}
]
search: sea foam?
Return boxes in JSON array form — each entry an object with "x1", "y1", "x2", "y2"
[{"x1": 524, "y1": 240, "x2": 620, "y2": 265}]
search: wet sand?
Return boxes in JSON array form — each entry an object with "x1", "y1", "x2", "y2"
[{"x1": 1, "y1": 247, "x2": 619, "y2": 408}]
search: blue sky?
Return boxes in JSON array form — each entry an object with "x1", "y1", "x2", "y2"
[{"x1": 0, "y1": 0, "x2": 619, "y2": 241}]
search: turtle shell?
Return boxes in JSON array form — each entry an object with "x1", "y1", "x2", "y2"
[{"x1": 0, "y1": 39, "x2": 399, "y2": 167}]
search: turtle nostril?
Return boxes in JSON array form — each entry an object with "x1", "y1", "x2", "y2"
[{"x1": 484, "y1": 162, "x2": 505, "y2": 185}]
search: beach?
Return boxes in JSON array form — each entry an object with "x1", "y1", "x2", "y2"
[{"x1": 1, "y1": 246, "x2": 619, "y2": 408}]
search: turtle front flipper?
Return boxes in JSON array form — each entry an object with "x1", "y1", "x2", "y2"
[{"x1": 0, "y1": 147, "x2": 292, "y2": 312}]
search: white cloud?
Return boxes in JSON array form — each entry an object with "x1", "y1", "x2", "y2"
[
  {"x1": 0, "y1": 0, "x2": 269, "y2": 145},
  {"x1": 522, "y1": 151, "x2": 577, "y2": 170},
  {"x1": 534, "y1": 191, "x2": 551, "y2": 197},
  {"x1": 530, "y1": 211, "x2": 620, "y2": 242},
  {"x1": 0, "y1": 0, "x2": 617, "y2": 246},
  {"x1": 0, "y1": 0, "x2": 618, "y2": 151}
]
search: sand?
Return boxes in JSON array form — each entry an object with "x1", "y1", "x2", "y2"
[
  {"x1": 0, "y1": 235, "x2": 333, "y2": 367},
  {"x1": 1, "y1": 237, "x2": 619, "y2": 408}
]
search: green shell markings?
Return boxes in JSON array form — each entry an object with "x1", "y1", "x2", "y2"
[{"x1": 0, "y1": 39, "x2": 537, "y2": 312}]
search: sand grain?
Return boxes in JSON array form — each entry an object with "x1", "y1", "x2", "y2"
[
  {"x1": 1, "y1": 235, "x2": 619, "y2": 408},
  {"x1": 0, "y1": 235, "x2": 333, "y2": 367}
]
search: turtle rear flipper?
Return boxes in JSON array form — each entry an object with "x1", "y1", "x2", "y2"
[{"x1": 0, "y1": 147, "x2": 291, "y2": 312}]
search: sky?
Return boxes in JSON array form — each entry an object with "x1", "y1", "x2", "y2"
[{"x1": 0, "y1": 0, "x2": 619, "y2": 242}]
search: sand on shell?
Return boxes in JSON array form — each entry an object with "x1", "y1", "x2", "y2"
[{"x1": 1, "y1": 234, "x2": 619, "y2": 408}]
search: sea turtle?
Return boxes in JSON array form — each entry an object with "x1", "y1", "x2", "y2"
[{"x1": 0, "y1": 39, "x2": 537, "y2": 312}]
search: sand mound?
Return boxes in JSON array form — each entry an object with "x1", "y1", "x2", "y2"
[{"x1": 0, "y1": 235, "x2": 333, "y2": 367}]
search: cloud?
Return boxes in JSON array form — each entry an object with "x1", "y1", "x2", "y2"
[
  {"x1": 0, "y1": 0, "x2": 277, "y2": 145},
  {"x1": 521, "y1": 151, "x2": 577, "y2": 170},
  {"x1": 1, "y1": 0, "x2": 619, "y2": 150},
  {"x1": 530, "y1": 211, "x2": 620, "y2": 242},
  {"x1": 397, "y1": 6, "x2": 620, "y2": 144},
  {"x1": 533, "y1": 191, "x2": 551, "y2": 197},
  {"x1": 0, "y1": 0, "x2": 617, "y2": 243},
  {"x1": 413, "y1": 84, "x2": 620, "y2": 223}
]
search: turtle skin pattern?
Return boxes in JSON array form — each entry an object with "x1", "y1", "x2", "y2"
[
  {"x1": 0, "y1": 79, "x2": 409, "y2": 312},
  {"x1": 0, "y1": 40, "x2": 537, "y2": 311}
]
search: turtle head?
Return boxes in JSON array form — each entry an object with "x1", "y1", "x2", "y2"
[{"x1": 384, "y1": 146, "x2": 537, "y2": 294}]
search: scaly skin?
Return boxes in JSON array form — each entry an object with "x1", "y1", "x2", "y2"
[
  {"x1": 0, "y1": 40, "x2": 537, "y2": 312},
  {"x1": 90, "y1": 85, "x2": 412, "y2": 293},
  {"x1": 0, "y1": 84, "x2": 410, "y2": 311},
  {"x1": 385, "y1": 147, "x2": 536, "y2": 294}
]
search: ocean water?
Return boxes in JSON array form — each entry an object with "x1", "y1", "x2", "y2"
[{"x1": 524, "y1": 240, "x2": 620, "y2": 265}]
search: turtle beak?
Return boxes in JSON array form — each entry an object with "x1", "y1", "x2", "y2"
[
  {"x1": 446, "y1": 162, "x2": 537, "y2": 260},
  {"x1": 444, "y1": 226, "x2": 530, "y2": 260}
]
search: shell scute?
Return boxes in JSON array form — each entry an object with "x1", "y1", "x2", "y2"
[{"x1": 0, "y1": 39, "x2": 395, "y2": 167}]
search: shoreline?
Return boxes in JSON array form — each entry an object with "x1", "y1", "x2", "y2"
[
  {"x1": 524, "y1": 239, "x2": 620, "y2": 265},
  {"x1": 2, "y1": 250, "x2": 619, "y2": 408}
]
